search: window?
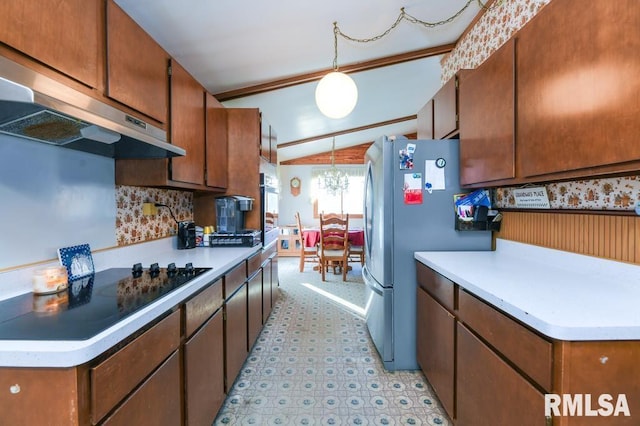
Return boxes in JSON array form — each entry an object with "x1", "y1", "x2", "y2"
[{"x1": 311, "y1": 166, "x2": 365, "y2": 218}]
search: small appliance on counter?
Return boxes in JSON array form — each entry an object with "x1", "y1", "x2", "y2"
[
  {"x1": 209, "y1": 229, "x2": 261, "y2": 247},
  {"x1": 177, "y1": 221, "x2": 196, "y2": 250},
  {"x1": 211, "y1": 195, "x2": 261, "y2": 247},
  {"x1": 215, "y1": 196, "x2": 254, "y2": 234}
]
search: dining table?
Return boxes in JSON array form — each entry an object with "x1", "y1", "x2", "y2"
[{"x1": 302, "y1": 228, "x2": 364, "y2": 248}]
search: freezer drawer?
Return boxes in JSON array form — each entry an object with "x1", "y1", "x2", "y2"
[{"x1": 363, "y1": 266, "x2": 393, "y2": 365}]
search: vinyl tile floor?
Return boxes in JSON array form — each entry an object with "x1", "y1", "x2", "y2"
[{"x1": 213, "y1": 257, "x2": 451, "y2": 425}]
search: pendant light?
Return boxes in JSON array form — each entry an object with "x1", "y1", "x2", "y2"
[
  {"x1": 315, "y1": 2, "x2": 504, "y2": 119},
  {"x1": 315, "y1": 23, "x2": 358, "y2": 119}
]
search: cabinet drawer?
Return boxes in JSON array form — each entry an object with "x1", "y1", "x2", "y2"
[
  {"x1": 458, "y1": 289, "x2": 552, "y2": 391},
  {"x1": 101, "y1": 350, "x2": 181, "y2": 426},
  {"x1": 262, "y1": 244, "x2": 277, "y2": 263},
  {"x1": 224, "y1": 262, "x2": 246, "y2": 298},
  {"x1": 416, "y1": 262, "x2": 455, "y2": 312},
  {"x1": 91, "y1": 310, "x2": 180, "y2": 423},
  {"x1": 248, "y1": 252, "x2": 262, "y2": 277},
  {"x1": 184, "y1": 279, "x2": 223, "y2": 337}
]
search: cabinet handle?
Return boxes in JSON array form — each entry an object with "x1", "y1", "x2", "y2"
[
  {"x1": 9, "y1": 384, "x2": 20, "y2": 394},
  {"x1": 545, "y1": 415, "x2": 552, "y2": 426}
]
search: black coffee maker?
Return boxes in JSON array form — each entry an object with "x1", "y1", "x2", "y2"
[
  {"x1": 215, "y1": 196, "x2": 254, "y2": 233},
  {"x1": 177, "y1": 221, "x2": 196, "y2": 249}
]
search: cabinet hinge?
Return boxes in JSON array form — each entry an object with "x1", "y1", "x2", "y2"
[
  {"x1": 167, "y1": 65, "x2": 172, "y2": 76},
  {"x1": 455, "y1": 78, "x2": 459, "y2": 89},
  {"x1": 223, "y1": 310, "x2": 227, "y2": 321},
  {"x1": 545, "y1": 415, "x2": 552, "y2": 426}
]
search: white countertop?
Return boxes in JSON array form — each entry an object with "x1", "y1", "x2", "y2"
[
  {"x1": 415, "y1": 239, "x2": 640, "y2": 341},
  {"x1": 0, "y1": 238, "x2": 262, "y2": 367}
]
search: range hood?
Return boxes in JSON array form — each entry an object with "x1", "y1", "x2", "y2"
[{"x1": 0, "y1": 56, "x2": 185, "y2": 159}]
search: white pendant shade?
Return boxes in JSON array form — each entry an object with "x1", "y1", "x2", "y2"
[{"x1": 315, "y1": 71, "x2": 358, "y2": 119}]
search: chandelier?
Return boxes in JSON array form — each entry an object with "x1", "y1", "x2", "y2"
[
  {"x1": 319, "y1": 138, "x2": 349, "y2": 195},
  {"x1": 315, "y1": 1, "x2": 504, "y2": 119}
]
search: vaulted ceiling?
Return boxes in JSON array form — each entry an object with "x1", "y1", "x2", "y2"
[{"x1": 113, "y1": 0, "x2": 491, "y2": 162}]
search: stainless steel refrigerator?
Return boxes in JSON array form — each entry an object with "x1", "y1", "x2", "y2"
[{"x1": 363, "y1": 136, "x2": 492, "y2": 370}]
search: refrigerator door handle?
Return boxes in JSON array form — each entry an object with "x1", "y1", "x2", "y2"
[{"x1": 363, "y1": 266, "x2": 383, "y2": 296}]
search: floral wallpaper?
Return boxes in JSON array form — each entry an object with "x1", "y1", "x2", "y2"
[
  {"x1": 441, "y1": 0, "x2": 551, "y2": 83},
  {"x1": 115, "y1": 186, "x2": 193, "y2": 245},
  {"x1": 442, "y1": 0, "x2": 640, "y2": 212},
  {"x1": 494, "y1": 177, "x2": 640, "y2": 211}
]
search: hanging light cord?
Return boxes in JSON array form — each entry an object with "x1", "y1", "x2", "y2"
[{"x1": 331, "y1": 0, "x2": 504, "y2": 69}]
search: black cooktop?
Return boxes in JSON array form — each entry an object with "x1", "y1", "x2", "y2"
[{"x1": 0, "y1": 263, "x2": 211, "y2": 341}]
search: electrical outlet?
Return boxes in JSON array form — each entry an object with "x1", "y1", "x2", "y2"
[{"x1": 142, "y1": 202, "x2": 157, "y2": 216}]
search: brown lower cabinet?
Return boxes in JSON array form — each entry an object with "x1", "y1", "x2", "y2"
[
  {"x1": 416, "y1": 261, "x2": 640, "y2": 426},
  {"x1": 416, "y1": 287, "x2": 455, "y2": 417},
  {"x1": 101, "y1": 350, "x2": 182, "y2": 426},
  {"x1": 224, "y1": 282, "x2": 248, "y2": 392},
  {"x1": 456, "y1": 322, "x2": 546, "y2": 426},
  {"x1": 0, "y1": 252, "x2": 277, "y2": 425},
  {"x1": 247, "y1": 269, "x2": 263, "y2": 348}
]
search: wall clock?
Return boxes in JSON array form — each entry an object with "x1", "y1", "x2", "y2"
[{"x1": 290, "y1": 177, "x2": 301, "y2": 196}]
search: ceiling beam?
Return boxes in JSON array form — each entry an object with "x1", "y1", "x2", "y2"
[
  {"x1": 213, "y1": 43, "x2": 456, "y2": 101},
  {"x1": 277, "y1": 115, "x2": 417, "y2": 149}
]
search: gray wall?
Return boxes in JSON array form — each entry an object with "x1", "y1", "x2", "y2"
[{"x1": 0, "y1": 134, "x2": 116, "y2": 269}]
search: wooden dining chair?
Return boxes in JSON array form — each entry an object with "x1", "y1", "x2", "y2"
[
  {"x1": 319, "y1": 213, "x2": 349, "y2": 281},
  {"x1": 348, "y1": 244, "x2": 364, "y2": 266},
  {"x1": 295, "y1": 212, "x2": 319, "y2": 272}
]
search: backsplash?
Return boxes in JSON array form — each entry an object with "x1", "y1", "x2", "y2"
[
  {"x1": 115, "y1": 186, "x2": 193, "y2": 245},
  {"x1": 494, "y1": 176, "x2": 640, "y2": 211},
  {"x1": 442, "y1": 0, "x2": 640, "y2": 212}
]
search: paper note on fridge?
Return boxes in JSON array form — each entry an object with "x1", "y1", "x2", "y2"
[{"x1": 424, "y1": 160, "x2": 445, "y2": 191}]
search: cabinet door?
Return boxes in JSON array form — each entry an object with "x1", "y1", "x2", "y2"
[
  {"x1": 417, "y1": 99, "x2": 434, "y2": 140},
  {"x1": 517, "y1": 0, "x2": 640, "y2": 177},
  {"x1": 456, "y1": 323, "x2": 547, "y2": 426},
  {"x1": 433, "y1": 76, "x2": 458, "y2": 139},
  {"x1": 185, "y1": 309, "x2": 225, "y2": 426},
  {"x1": 262, "y1": 258, "x2": 273, "y2": 322},
  {"x1": 269, "y1": 125, "x2": 278, "y2": 164},
  {"x1": 260, "y1": 116, "x2": 271, "y2": 161},
  {"x1": 226, "y1": 108, "x2": 261, "y2": 230},
  {"x1": 101, "y1": 351, "x2": 181, "y2": 426},
  {"x1": 247, "y1": 270, "x2": 263, "y2": 348},
  {"x1": 416, "y1": 288, "x2": 455, "y2": 418},
  {"x1": 459, "y1": 39, "x2": 515, "y2": 186},
  {"x1": 0, "y1": 367, "x2": 87, "y2": 425},
  {"x1": 271, "y1": 253, "x2": 279, "y2": 302},
  {"x1": 224, "y1": 283, "x2": 248, "y2": 391},
  {"x1": 106, "y1": 0, "x2": 168, "y2": 123},
  {"x1": 0, "y1": 0, "x2": 100, "y2": 88},
  {"x1": 170, "y1": 60, "x2": 205, "y2": 185},
  {"x1": 205, "y1": 93, "x2": 228, "y2": 189}
]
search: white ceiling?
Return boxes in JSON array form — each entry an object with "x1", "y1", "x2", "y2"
[{"x1": 113, "y1": 0, "x2": 484, "y2": 161}]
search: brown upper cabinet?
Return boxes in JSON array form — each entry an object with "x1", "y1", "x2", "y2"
[
  {"x1": 260, "y1": 117, "x2": 278, "y2": 165},
  {"x1": 417, "y1": 74, "x2": 461, "y2": 140},
  {"x1": 433, "y1": 76, "x2": 459, "y2": 139},
  {"x1": 170, "y1": 60, "x2": 206, "y2": 186},
  {"x1": 516, "y1": 0, "x2": 640, "y2": 178},
  {"x1": 106, "y1": 0, "x2": 169, "y2": 124},
  {"x1": 457, "y1": 0, "x2": 640, "y2": 187},
  {"x1": 116, "y1": 61, "x2": 229, "y2": 192},
  {"x1": 458, "y1": 39, "x2": 516, "y2": 186},
  {"x1": 0, "y1": 0, "x2": 101, "y2": 88},
  {"x1": 205, "y1": 94, "x2": 229, "y2": 190},
  {"x1": 417, "y1": 99, "x2": 434, "y2": 139}
]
